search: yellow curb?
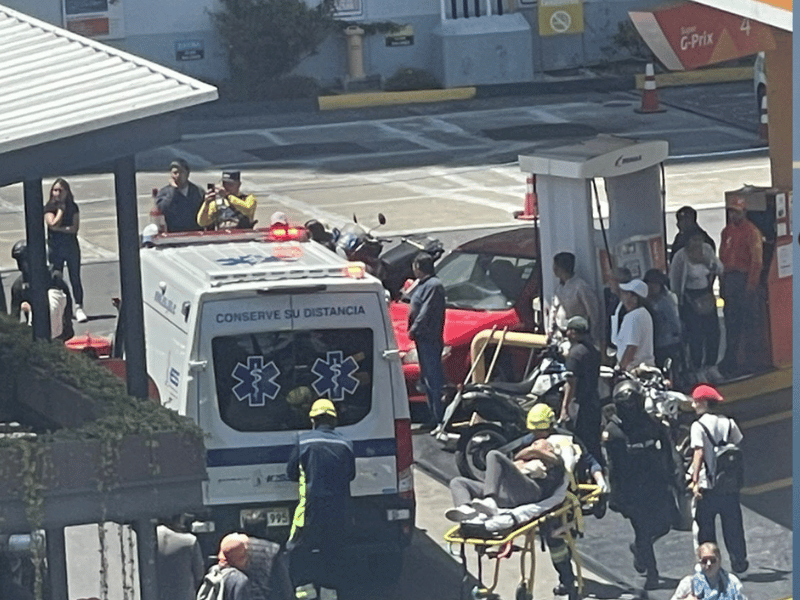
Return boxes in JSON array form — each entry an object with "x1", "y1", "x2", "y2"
[
  {"x1": 740, "y1": 476, "x2": 792, "y2": 495},
  {"x1": 318, "y1": 87, "x2": 476, "y2": 110},
  {"x1": 635, "y1": 66, "x2": 754, "y2": 89},
  {"x1": 718, "y1": 366, "x2": 792, "y2": 403}
]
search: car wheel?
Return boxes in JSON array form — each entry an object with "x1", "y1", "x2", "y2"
[{"x1": 455, "y1": 424, "x2": 509, "y2": 481}]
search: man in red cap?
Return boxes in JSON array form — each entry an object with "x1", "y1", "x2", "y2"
[
  {"x1": 718, "y1": 197, "x2": 763, "y2": 376},
  {"x1": 688, "y1": 385, "x2": 748, "y2": 574}
]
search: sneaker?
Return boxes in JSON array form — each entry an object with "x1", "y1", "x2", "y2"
[
  {"x1": 445, "y1": 504, "x2": 479, "y2": 522},
  {"x1": 319, "y1": 588, "x2": 338, "y2": 600},
  {"x1": 470, "y1": 497, "x2": 499, "y2": 516},
  {"x1": 74, "y1": 306, "x2": 88, "y2": 323},
  {"x1": 731, "y1": 559, "x2": 749, "y2": 574},
  {"x1": 295, "y1": 584, "x2": 317, "y2": 599},
  {"x1": 553, "y1": 583, "x2": 579, "y2": 599},
  {"x1": 644, "y1": 571, "x2": 660, "y2": 590},
  {"x1": 630, "y1": 543, "x2": 646, "y2": 574}
]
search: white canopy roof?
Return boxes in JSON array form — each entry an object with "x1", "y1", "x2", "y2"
[{"x1": 0, "y1": 3, "x2": 218, "y2": 156}]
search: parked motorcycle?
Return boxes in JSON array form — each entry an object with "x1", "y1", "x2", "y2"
[
  {"x1": 453, "y1": 343, "x2": 569, "y2": 481},
  {"x1": 308, "y1": 214, "x2": 444, "y2": 300}
]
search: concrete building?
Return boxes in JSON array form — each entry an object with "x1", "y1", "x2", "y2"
[{"x1": 6, "y1": 0, "x2": 642, "y2": 88}]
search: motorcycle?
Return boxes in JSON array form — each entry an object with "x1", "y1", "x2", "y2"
[
  {"x1": 453, "y1": 343, "x2": 569, "y2": 481},
  {"x1": 309, "y1": 214, "x2": 444, "y2": 300}
]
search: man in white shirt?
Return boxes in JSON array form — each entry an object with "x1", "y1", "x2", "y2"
[
  {"x1": 549, "y1": 252, "x2": 601, "y2": 344},
  {"x1": 688, "y1": 385, "x2": 748, "y2": 574},
  {"x1": 614, "y1": 279, "x2": 655, "y2": 371}
]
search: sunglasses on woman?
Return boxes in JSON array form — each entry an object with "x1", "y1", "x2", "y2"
[{"x1": 700, "y1": 556, "x2": 718, "y2": 565}]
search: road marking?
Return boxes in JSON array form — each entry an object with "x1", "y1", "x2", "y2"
[
  {"x1": 740, "y1": 410, "x2": 792, "y2": 430},
  {"x1": 740, "y1": 477, "x2": 791, "y2": 496}
]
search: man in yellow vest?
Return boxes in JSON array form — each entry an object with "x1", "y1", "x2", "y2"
[{"x1": 286, "y1": 399, "x2": 355, "y2": 600}]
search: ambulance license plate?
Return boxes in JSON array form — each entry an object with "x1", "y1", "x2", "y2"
[{"x1": 266, "y1": 507, "x2": 290, "y2": 527}]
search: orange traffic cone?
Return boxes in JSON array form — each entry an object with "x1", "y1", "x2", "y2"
[
  {"x1": 758, "y1": 95, "x2": 769, "y2": 142},
  {"x1": 514, "y1": 176, "x2": 538, "y2": 220},
  {"x1": 635, "y1": 63, "x2": 666, "y2": 114}
]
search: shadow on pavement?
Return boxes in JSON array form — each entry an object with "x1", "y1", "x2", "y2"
[{"x1": 340, "y1": 528, "x2": 478, "y2": 600}]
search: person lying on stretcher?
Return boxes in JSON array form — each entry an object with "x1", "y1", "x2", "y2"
[{"x1": 445, "y1": 404, "x2": 607, "y2": 535}]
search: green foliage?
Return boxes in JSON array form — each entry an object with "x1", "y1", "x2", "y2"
[
  {"x1": 0, "y1": 314, "x2": 202, "y2": 445},
  {"x1": 384, "y1": 67, "x2": 442, "y2": 92},
  {"x1": 212, "y1": 0, "x2": 338, "y2": 99}
]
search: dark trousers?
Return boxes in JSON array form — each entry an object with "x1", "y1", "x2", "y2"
[
  {"x1": 574, "y1": 400, "x2": 603, "y2": 467},
  {"x1": 631, "y1": 515, "x2": 670, "y2": 575},
  {"x1": 49, "y1": 239, "x2": 83, "y2": 306},
  {"x1": 681, "y1": 289, "x2": 720, "y2": 369},
  {"x1": 449, "y1": 450, "x2": 550, "y2": 508},
  {"x1": 695, "y1": 490, "x2": 747, "y2": 565},
  {"x1": 416, "y1": 338, "x2": 444, "y2": 423},
  {"x1": 720, "y1": 272, "x2": 747, "y2": 371},
  {"x1": 286, "y1": 522, "x2": 344, "y2": 589}
]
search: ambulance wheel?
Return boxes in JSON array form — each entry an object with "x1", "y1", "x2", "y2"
[{"x1": 515, "y1": 583, "x2": 532, "y2": 600}]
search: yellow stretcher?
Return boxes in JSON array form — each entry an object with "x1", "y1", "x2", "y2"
[{"x1": 444, "y1": 483, "x2": 603, "y2": 600}]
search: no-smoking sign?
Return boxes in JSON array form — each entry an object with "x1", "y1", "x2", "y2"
[
  {"x1": 550, "y1": 10, "x2": 572, "y2": 33},
  {"x1": 539, "y1": 0, "x2": 583, "y2": 36}
]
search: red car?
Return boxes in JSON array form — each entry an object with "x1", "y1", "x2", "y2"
[{"x1": 389, "y1": 227, "x2": 542, "y2": 405}]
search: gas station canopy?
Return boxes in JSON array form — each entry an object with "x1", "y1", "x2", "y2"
[{"x1": 629, "y1": 0, "x2": 791, "y2": 71}]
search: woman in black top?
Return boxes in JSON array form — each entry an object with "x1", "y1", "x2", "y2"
[{"x1": 44, "y1": 178, "x2": 86, "y2": 322}]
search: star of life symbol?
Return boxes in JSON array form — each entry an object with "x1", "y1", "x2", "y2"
[
  {"x1": 231, "y1": 356, "x2": 281, "y2": 406},
  {"x1": 311, "y1": 351, "x2": 360, "y2": 402}
]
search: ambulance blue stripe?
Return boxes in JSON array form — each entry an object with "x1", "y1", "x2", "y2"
[{"x1": 206, "y1": 438, "x2": 397, "y2": 467}]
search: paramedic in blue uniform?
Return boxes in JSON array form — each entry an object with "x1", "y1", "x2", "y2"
[
  {"x1": 286, "y1": 399, "x2": 356, "y2": 600},
  {"x1": 408, "y1": 252, "x2": 446, "y2": 428}
]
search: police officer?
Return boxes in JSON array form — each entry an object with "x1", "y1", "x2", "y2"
[
  {"x1": 286, "y1": 399, "x2": 355, "y2": 600},
  {"x1": 603, "y1": 380, "x2": 676, "y2": 590}
]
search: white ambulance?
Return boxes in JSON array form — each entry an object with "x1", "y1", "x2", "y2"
[{"x1": 139, "y1": 226, "x2": 415, "y2": 574}]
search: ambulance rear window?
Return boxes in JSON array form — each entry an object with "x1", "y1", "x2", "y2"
[{"x1": 212, "y1": 329, "x2": 373, "y2": 431}]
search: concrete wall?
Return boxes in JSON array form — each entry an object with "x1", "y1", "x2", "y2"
[{"x1": 4, "y1": 0, "x2": 640, "y2": 88}]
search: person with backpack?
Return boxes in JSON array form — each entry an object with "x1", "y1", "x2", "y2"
[
  {"x1": 689, "y1": 385, "x2": 748, "y2": 574},
  {"x1": 197, "y1": 533, "x2": 251, "y2": 600}
]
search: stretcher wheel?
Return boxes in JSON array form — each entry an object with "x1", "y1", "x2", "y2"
[{"x1": 515, "y1": 583, "x2": 532, "y2": 600}]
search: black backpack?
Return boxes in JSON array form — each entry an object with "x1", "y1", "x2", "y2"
[{"x1": 698, "y1": 418, "x2": 744, "y2": 494}]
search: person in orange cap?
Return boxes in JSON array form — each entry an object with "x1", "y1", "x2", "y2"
[
  {"x1": 688, "y1": 384, "x2": 748, "y2": 574},
  {"x1": 718, "y1": 197, "x2": 763, "y2": 377}
]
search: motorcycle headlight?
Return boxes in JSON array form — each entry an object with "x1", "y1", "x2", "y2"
[{"x1": 401, "y1": 348, "x2": 418, "y2": 364}]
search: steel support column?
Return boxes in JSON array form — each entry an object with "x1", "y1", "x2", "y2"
[
  {"x1": 114, "y1": 156, "x2": 148, "y2": 399},
  {"x1": 46, "y1": 527, "x2": 68, "y2": 600},
  {"x1": 23, "y1": 178, "x2": 50, "y2": 340},
  {"x1": 133, "y1": 519, "x2": 158, "y2": 600}
]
